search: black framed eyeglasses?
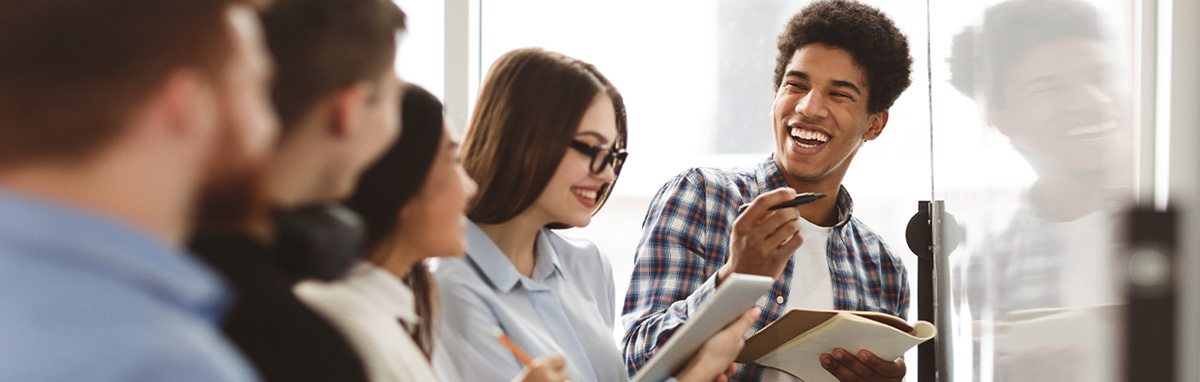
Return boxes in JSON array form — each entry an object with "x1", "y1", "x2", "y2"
[{"x1": 569, "y1": 140, "x2": 628, "y2": 175}]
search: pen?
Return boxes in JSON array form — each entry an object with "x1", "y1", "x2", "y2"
[
  {"x1": 490, "y1": 326, "x2": 533, "y2": 366},
  {"x1": 737, "y1": 193, "x2": 826, "y2": 215}
]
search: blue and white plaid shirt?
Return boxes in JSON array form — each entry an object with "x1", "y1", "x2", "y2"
[{"x1": 621, "y1": 155, "x2": 910, "y2": 381}]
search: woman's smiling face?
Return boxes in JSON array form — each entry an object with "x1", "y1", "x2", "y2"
[{"x1": 527, "y1": 92, "x2": 618, "y2": 228}]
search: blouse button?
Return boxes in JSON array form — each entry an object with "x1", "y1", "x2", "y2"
[{"x1": 775, "y1": 295, "x2": 785, "y2": 304}]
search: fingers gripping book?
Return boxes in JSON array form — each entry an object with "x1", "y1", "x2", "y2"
[{"x1": 735, "y1": 309, "x2": 936, "y2": 382}]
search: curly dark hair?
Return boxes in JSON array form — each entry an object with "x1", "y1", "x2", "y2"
[
  {"x1": 947, "y1": 0, "x2": 1101, "y2": 110},
  {"x1": 773, "y1": 0, "x2": 913, "y2": 114}
]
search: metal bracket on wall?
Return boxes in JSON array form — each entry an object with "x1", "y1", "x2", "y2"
[
  {"x1": 1123, "y1": 206, "x2": 1177, "y2": 382},
  {"x1": 905, "y1": 200, "x2": 962, "y2": 382}
]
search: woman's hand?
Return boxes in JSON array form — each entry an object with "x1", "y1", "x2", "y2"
[
  {"x1": 513, "y1": 355, "x2": 569, "y2": 382},
  {"x1": 674, "y1": 307, "x2": 761, "y2": 382}
]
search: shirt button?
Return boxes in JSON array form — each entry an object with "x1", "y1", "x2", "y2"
[{"x1": 775, "y1": 295, "x2": 785, "y2": 304}]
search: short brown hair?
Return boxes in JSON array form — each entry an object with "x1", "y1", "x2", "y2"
[
  {"x1": 463, "y1": 48, "x2": 627, "y2": 227},
  {"x1": 774, "y1": 0, "x2": 913, "y2": 114},
  {"x1": 260, "y1": 0, "x2": 406, "y2": 130},
  {"x1": 0, "y1": 0, "x2": 244, "y2": 166}
]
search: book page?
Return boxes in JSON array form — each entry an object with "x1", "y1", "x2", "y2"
[{"x1": 850, "y1": 311, "x2": 914, "y2": 332}]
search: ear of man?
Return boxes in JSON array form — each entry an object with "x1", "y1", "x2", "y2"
[
  {"x1": 863, "y1": 109, "x2": 890, "y2": 141},
  {"x1": 153, "y1": 69, "x2": 219, "y2": 142},
  {"x1": 328, "y1": 82, "x2": 372, "y2": 139}
]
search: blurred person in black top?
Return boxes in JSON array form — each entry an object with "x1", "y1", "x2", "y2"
[{"x1": 191, "y1": 0, "x2": 407, "y2": 380}]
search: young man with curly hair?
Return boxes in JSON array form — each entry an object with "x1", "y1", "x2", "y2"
[{"x1": 621, "y1": 1, "x2": 914, "y2": 381}]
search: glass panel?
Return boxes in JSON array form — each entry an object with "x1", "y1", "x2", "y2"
[
  {"x1": 393, "y1": 0, "x2": 445, "y2": 101},
  {"x1": 930, "y1": 0, "x2": 1140, "y2": 380},
  {"x1": 477, "y1": 0, "x2": 933, "y2": 370}
]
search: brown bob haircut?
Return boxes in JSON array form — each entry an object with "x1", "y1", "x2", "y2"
[
  {"x1": 463, "y1": 48, "x2": 627, "y2": 228},
  {"x1": 0, "y1": 0, "x2": 250, "y2": 166},
  {"x1": 259, "y1": 0, "x2": 406, "y2": 130}
]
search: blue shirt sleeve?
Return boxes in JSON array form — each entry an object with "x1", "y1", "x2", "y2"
[{"x1": 433, "y1": 277, "x2": 528, "y2": 382}]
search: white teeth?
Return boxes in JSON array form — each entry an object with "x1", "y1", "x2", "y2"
[
  {"x1": 572, "y1": 188, "x2": 597, "y2": 200},
  {"x1": 790, "y1": 127, "x2": 830, "y2": 143},
  {"x1": 1065, "y1": 121, "x2": 1116, "y2": 138}
]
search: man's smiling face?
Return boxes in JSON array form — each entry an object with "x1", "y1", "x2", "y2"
[{"x1": 772, "y1": 43, "x2": 887, "y2": 186}]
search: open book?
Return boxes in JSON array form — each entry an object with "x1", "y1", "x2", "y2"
[{"x1": 735, "y1": 308, "x2": 936, "y2": 382}]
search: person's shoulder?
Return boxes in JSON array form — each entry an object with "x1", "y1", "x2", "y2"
[
  {"x1": 545, "y1": 229, "x2": 599, "y2": 253},
  {"x1": 652, "y1": 165, "x2": 758, "y2": 209},
  {"x1": 0, "y1": 238, "x2": 252, "y2": 380},
  {"x1": 844, "y1": 216, "x2": 903, "y2": 263},
  {"x1": 114, "y1": 327, "x2": 255, "y2": 381},
  {"x1": 429, "y1": 256, "x2": 490, "y2": 292},
  {"x1": 0, "y1": 254, "x2": 186, "y2": 318},
  {"x1": 545, "y1": 230, "x2": 609, "y2": 270},
  {"x1": 845, "y1": 216, "x2": 885, "y2": 244},
  {"x1": 59, "y1": 336, "x2": 252, "y2": 381},
  {"x1": 663, "y1": 165, "x2": 756, "y2": 191},
  {"x1": 293, "y1": 278, "x2": 398, "y2": 348},
  {"x1": 0, "y1": 290, "x2": 251, "y2": 381},
  {"x1": 294, "y1": 279, "x2": 371, "y2": 315}
]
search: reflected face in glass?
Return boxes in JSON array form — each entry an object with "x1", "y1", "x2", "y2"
[
  {"x1": 395, "y1": 128, "x2": 477, "y2": 258},
  {"x1": 992, "y1": 37, "x2": 1116, "y2": 176},
  {"x1": 529, "y1": 92, "x2": 618, "y2": 228},
  {"x1": 771, "y1": 43, "x2": 886, "y2": 186}
]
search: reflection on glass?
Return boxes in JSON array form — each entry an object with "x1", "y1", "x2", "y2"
[{"x1": 944, "y1": 0, "x2": 1134, "y2": 380}]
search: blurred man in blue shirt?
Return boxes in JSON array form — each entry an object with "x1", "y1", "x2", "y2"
[{"x1": 0, "y1": 0, "x2": 278, "y2": 380}]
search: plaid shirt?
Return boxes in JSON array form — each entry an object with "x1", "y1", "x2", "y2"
[
  {"x1": 966, "y1": 195, "x2": 1115, "y2": 318},
  {"x1": 620, "y1": 156, "x2": 910, "y2": 381},
  {"x1": 967, "y1": 200, "x2": 1060, "y2": 317}
]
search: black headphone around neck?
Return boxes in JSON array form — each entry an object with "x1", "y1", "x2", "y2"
[{"x1": 272, "y1": 202, "x2": 364, "y2": 281}]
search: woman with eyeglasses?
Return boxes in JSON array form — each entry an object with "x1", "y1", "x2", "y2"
[{"x1": 432, "y1": 48, "x2": 758, "y2": 382}]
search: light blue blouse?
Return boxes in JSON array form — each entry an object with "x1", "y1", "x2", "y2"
[{"x1": 432, "y1": 221, "x2": 628, "y2": 382}]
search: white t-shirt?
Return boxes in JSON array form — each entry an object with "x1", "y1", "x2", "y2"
[{"x1": 762, "y1": 217, "x2": 834, "y2": 382}]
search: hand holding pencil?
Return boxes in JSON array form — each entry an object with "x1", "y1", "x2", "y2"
[{"x1": 492, "y1": 327, "x2": 569, "y2": 382}]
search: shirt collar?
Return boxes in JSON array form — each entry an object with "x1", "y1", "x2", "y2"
[
  {"x1": 757, "y1": 155, "x2": 856, "y2": 227},
  {"x1": 0, "y1": 188, "x2": 231, "y2": 319},
  {"x1": 342, "y1": 261, "x2": 417, "y2": 325},
  {"x1": 534, "y1": 228, "x2": 568, "y2": 280},
  {"x1": 465, "y1": 221, "x2": 565, "y2": 293}
]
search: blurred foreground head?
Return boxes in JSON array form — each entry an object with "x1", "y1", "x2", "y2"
[
  {"x1": 258, "y1": 0, "x2": 408, "y2": 206},
  {"x1": 0, "y1": 0, "x2": 279, "y2": 242}
]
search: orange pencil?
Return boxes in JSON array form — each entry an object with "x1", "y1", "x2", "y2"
[{"x1": 490, "y1": 326, "x2": 533, "y2": 366}]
